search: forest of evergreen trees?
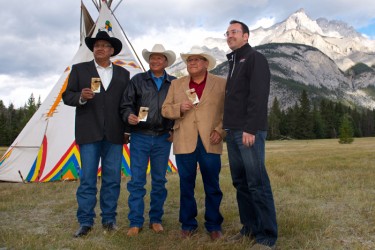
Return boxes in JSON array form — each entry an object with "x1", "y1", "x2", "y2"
[
  {"x1": 0, "y1": 94, "x2": 41, "y2": 146},
  {"x1": 268, "y1": 90, "x2": 375, "y2": 140},
  {"x1": 0, "y1": 90, "x2": 374, "y2": 147}
]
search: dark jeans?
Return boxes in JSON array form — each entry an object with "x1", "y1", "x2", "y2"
[
  {"x1": 176, "y1": 136, "x2": 223, "y2": 232},
  {"x1": 77, "y1": 140, "x2": 122, "y2": 226},
  {"x1": 127, "y1": 132, "x2": 171, "y2": 227},
  {"x1": 226, "y1": 130, "x2": 277, "y2": 246}
]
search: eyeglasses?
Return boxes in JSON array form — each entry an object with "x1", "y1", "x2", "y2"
[
  {"x1": 186, "y1": 57, "x2": 206, "y2": 63},
  {"x1": 224, "y1": 29, "x2": 243, "y2": 37},
  {"x1": 94, "y1": 43, "x2": 112, "y2": 48}
]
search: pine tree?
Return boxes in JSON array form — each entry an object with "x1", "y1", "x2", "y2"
[
  {"x1": 268, "y1": 97, "x2": 281, "y2": 140},
  {"x1": 312, "y1": 104, "x2": 326, "y2": 139},
  {"x1": 294, "y1": 90, "x2": 314, "y2": 139},
  {"x1": 320, "y1": 100, "x2": 336, "y2": 138},
  {"x1": 285, "y1": 104, "x2": 299, "y2": 138},
  {"x1": 339, "y1": 114, "x2": 354, "y2": 144}
]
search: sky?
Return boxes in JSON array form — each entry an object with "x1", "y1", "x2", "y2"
[{"x1": 1, "y1": 0, "x2": 375, "y2": 108}]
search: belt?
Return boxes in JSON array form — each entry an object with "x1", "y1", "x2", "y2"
[{"x1": 134, "y1": 129, "x2": 169, "y2": 136}]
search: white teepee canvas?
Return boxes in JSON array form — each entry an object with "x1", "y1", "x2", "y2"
[{"x1": 0, "y1": 2, "x2": 177, "y2": 182}]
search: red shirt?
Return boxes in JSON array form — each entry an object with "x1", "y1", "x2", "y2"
[{"x1": 189, "y1": 72, "x2": 207, "y2": 99}]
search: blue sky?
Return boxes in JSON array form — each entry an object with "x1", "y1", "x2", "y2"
[
  {"x1": 358, "y1": 20, "x2": 375, "y2": 39},
  {"x1": 0, "y1": 0, "x2": 374, "y2": 107}
]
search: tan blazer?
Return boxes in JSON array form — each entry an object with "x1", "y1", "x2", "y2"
[{"x1": 162, "y1": 73, "x2": 226, "y2": 154}]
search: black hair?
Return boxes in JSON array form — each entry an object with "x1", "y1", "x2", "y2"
[{"x1": 229, "y1": 20, "x2": 250, "y2": 35}]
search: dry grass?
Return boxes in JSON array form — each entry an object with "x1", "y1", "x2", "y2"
[{"x1": 0, "y1": 138, "x2": 374, "y2": 249}]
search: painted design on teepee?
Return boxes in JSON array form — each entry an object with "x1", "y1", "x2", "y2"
[
  {"x1": 105, "y1": 20, "x2": 112, "y2": 32},
  {"x1": 167, "y1": 159, "x2": 178, "y2": 173},
  {"x1": 40, "y1": 142, "x2": 81, "y2": 182},
  {"x1": 0, "y1": 148, "x2": 13, "y2": 166},
  {"x1": 26, "y1": 136, "x2": 47, "y2": 182},
  {"x1": 113, "y1": 60, "x2": 141, "y2": 69},
  {"x1": 46, "y1": 75, "x2": 69, "y2": 118},
  {"x1": 122, "y1": 144, "x2": 131, "y2": 176},
  {"x1": 127, "y1": 62, "x2": 139, "y2": 68}
]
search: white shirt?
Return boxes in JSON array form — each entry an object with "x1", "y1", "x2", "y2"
[{"x1": 95, "y1": 61, "x2": 113, "y2": 90}]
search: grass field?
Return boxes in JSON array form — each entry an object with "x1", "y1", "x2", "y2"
[{"x1": 0, "y1": 138, "x2": 374, "y2": 249}]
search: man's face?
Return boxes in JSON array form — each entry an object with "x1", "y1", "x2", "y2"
[
  {"x1": 93, "y1": 40, "x2": 114, "y2": 60},
  {"x1": 226, "y1": 23, "x2": 248, "y2": 51},
  {"x1": 186, "y1": 56, "x2": 209, "y2": 77},
  {"x1": 149, "y1": 54, "x2": 168, "y2": 73}
]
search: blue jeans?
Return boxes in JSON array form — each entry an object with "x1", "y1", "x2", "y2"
[
  {"x1": 176, "y1": 136, "x2": 223, "y2": 232},
  {"x1": 77, "y1": 140, "x2": 122, "y2": 227},
  {"x1": 127, "y1": 132, "x2": 171, "y2": 227},
  {"x1": 226, "y1": 130, "x2": 277, "y2": 246}
]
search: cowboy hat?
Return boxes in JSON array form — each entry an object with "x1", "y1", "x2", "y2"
[
  {"x1": 180, "y1": 46, "x2": 216, "y2": 71},
  {"x1": 142, "y1": 44, "x2": 176, "y2": 67},
  {"x1": 85, "y1": 30, "x2": 122, "y2": 56}
]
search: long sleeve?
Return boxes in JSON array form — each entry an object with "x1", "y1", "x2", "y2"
[{"x1": 161, "y1": 79, "x2": 183, "y2": 120}]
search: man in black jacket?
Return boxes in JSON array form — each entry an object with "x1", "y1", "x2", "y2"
[
  {"x1": 223, "y1": 20, "x2": 278, "y2": 249},
  {"x1": 62, "y1": 31, "x2": 130, "y2": 237},
  {"x1": 120, "y1": 44, "x2": 176, "y2": 236}
]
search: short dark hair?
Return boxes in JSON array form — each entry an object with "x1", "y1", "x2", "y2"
[{"x1": 229, "y1": 20, "x2": 250, "y2": 35}]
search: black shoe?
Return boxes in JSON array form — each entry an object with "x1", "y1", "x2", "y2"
[
  {"x1": 103, "y1": 222, "x2": 118, "y2": 231},
  {"x1": 74, "y1": 226, "x2": 92, "y2": 237}
]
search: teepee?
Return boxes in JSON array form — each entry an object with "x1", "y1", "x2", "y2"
[{"x1": 0, "y1": 1, "x2": 177, "y2": 182}]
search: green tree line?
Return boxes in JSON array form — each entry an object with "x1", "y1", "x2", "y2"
[
  {"x1": 0, "y1": 94, "x2": 41, "y2": 146},
  {"x1": 268, "y1": 90, "x2": 375, "y2": 140}
]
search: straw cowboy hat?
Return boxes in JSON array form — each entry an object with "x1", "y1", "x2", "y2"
[
  {"x1": 180, "y1": 46, "x2": 216, "y2": 71},
  {"x1": 142, "y1": 44, "x2": 176, "y2": 67},
  {"x1": 85, "y1": 30, "x2": 122, "y2": 56}
]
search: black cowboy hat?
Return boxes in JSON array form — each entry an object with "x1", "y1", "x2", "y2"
[{"x1": 85, "y1": 31, "x2": 122, "y2": 56}]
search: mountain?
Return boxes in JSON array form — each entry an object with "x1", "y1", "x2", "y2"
[
  {"x1": 170, "y1": 8, "x2": 375, "y2": 73},
  {"x1": 250, "y1": 9, "x2": 375, "y2": 71},
  {"x1": 211, "y1": 43, "x2": 375, "y2": 110},
  {"x1": 169, "y1": 9, "x2": 375, "y2": 110}
]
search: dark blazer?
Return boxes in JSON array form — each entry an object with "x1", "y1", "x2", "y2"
[{"x1": 62, "y1": 60, "x2": 130, "y2": 145}]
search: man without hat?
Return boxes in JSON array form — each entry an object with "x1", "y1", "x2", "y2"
[
  {"x1": 162, "y1": 46, "x2": 226, "y2": 240},
  {"x1": 62, "y1": 30, "x2": 130, "y2": 237},
  {"x1": 120, "y1": 44, "x2": 176, "y2": 236}
]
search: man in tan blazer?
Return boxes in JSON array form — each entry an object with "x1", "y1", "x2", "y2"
[{"x1": 162, "y1": 46, "x2": 226, "y2": 241}]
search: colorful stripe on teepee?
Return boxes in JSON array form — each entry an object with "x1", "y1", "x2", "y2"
[
  {"x1": 167, "y1": 159, "x2": 178, "y2": 173},
  {"x1": 40, "y1": 141, "x2": 81, "y2": 182},
  {"x1": 122, "y1": 144, "x2": 131, "y2": 176},
  {"x1": 0, "y1": 148, "x2": 13, "y2": 166},
  {"x1": 25, "y1": 136, "x2": 47, "y2": 182}
]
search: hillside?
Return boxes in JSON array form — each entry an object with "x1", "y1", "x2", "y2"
[{"x1": 210, "y1": 43, "x2": 375, "y2": 110}]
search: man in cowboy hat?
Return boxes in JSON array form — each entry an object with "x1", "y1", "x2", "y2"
[
  {"x1": 120, "y1": 43, "x2": 176, "y2": 236},
  {"x1": 162, "y1": 46, "x2": 226, "y2": 240},
  {"x1": 62, "y1": 30, "x2": 130, "y2": 237}
]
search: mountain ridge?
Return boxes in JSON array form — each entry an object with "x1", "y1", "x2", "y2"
[{"x1": 168, "y1": 9, "x2": 375, "y2": 110}]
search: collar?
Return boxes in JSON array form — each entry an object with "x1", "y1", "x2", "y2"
[
  {"x1": 150, "y1": 70, "x2": 166, "y2": 80},
  {"x1": 226, "y1": 43, "x2": 251, "y2": 60},
  {"x1": 94, "y1": 60, "x2": 113, "y2": 69}
]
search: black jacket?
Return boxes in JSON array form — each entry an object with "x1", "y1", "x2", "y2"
[
  {"x1": 62, "y1": 60, "x2": 130, "y2": 145},
  {"x1": 223, "y1": 43, "x2": 270, "y2": 134},
  {"x1": 120, "y1": 70, "x2": 176, "y2": 135}
]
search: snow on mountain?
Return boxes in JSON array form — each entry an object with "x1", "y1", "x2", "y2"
[
  {"x1": 250, "y1": 9, "x2": 375, "y2": 70},
  {"x1": 188, "y1": 9, "x2": 375, "y2": 72}
]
